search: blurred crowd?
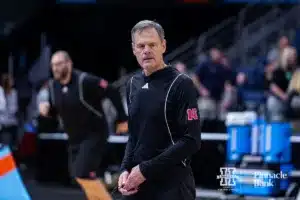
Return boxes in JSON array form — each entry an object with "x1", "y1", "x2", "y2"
[
  {"x1": 172, "y1": 35, "x2": 300, "y2": 131},
  {"x1": 1, "y1": 34, "x2": 300, "y2": 155}
]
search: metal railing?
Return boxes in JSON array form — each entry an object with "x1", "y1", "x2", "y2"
[
  {"x1": 226, "y1": 7, "x2": 282, "y2": 65},
  {"x1": 164, "y1": 38, "x2": 197, "y2": 67},
  {"x1": 164, "y1": 4, "x2": 276, "y2": 69},
  {"x1": 164, "y1": 14, "x2": 240, "y2": 68},
  {"x1": 197, "y1": 17, "x2": 237, "y2": 52},
  {"x1": 164, "y1": 16, "x2": 239, "y2": 69},
  {"x1": 227, "y1": 5, "x2": 300, "y2": 66}
]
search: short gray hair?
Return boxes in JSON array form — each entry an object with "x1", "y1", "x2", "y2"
[
  {"x1": 52, "y1": 50, "x2": 71, "y2": 61},
  {"x1": 131, "y1": 20, "x2": 165, "y2": 42}
]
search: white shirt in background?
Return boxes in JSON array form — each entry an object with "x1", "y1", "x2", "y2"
[
  {"x1": 0, "y1": 87, "x2": 6, "y2": 111},
  {"x1": 0, "y1": 89, "x2": 18, "y2": 126}
]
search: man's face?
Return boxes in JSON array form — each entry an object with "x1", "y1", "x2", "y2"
[
  {"x1": 132, "y1": 28, "x2": 166, "y2": 72},
  {"x1": 51, "y1": 54, "x2": 71, "y2": 81},
  {"x1": 279, "y1": 36, "x2": 289, "y2": 49},
  {"x1": 210, "y1": 48, "x2": 221, "y2": 63}
]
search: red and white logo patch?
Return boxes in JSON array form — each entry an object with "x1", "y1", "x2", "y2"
[
  {"x1": 99, "y1": 79, "x2": 108, "y2": 89},
  {"x1": 187, "y1": 108, "x2": 199, "y2": 121}
]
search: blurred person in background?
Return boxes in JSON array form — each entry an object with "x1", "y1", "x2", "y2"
[
  {"x1": 287, "y1": 69, "x2": 300, "y2": 131},
  {"x1": 174, "y1": 61, "x2": 187, "y2": 73},
  {"x1": 267, "y1": 47, "x2": 298, "y2": 121},
  {"x1": 266, "y1": 36, "x2": 296, "y2": 79},
  {"x1": 38, "y1": 50, "x2": 128, "y2": 200},
  {"x1": 0, "y1": 74, "x2": 18, "y2": 150},
  {"x1": 267, "y1": 36, "x2": 291, "y2": 67},
  {"x1": 236, "y1": 63, "x2": 266, "y2": 111},
  {"x1": 192, "y1": 48, "x2": 235, "y2": 120},
  {"x1": 220, "y1": 53, "x2": 237, "y2": 115},
  {"x1": 173, "y1": 61, "x2": 194, "y2": 77},
  {"x1": 265, "y1": 59, "x2": 276, "y2": 82}
]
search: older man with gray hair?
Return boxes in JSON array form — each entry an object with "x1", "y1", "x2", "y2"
[{"x1": 118, "y1": 20, "x2": 201, "y2": 200}]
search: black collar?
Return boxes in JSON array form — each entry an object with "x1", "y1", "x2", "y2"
[{"x1": 143, "y1": 65, "x2": 173, "y2": 82}]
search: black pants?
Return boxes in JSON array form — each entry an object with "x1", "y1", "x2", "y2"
[
  {"x1": 122, "y1": 169, "x2": 196, "y2": 200},
  {"x1": 68, "y1": 134, "x2": 108, "y2": 179}
]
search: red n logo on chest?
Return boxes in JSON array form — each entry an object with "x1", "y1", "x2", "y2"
[{"x1": 187, "y1": 108, "x2": 198, "y2": 121}]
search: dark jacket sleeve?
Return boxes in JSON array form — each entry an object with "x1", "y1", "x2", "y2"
[
  {"x1": 84, "y1": 74, "x2": 128, "y2": 122},
  {"x1": 120, "y1": 78, "x2": 136, "y2": 172},
  {"x1": 120, "y1": 133, "x2": 136, "y2": 172},
  {"x1": 271, "y1": 68, "x2": 285, "y2": 88},
  {"x1": 139, "y1": 77, "x2": 201, "y2": 179}
]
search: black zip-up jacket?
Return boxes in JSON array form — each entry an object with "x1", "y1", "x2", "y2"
[
  {"x1": 48, "y1": 69, "x2": 127, "y2": 143},
  {"x1": 120, "y1": 66, "x2": 201, "y2": 182}
]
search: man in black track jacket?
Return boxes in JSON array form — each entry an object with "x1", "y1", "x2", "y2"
[
  {"x1": 118, "y1": 20, "x2": 202, "y2": 200},
  {"x1": 38, "y1": 50, "x2": 128, "y2": 200}
]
